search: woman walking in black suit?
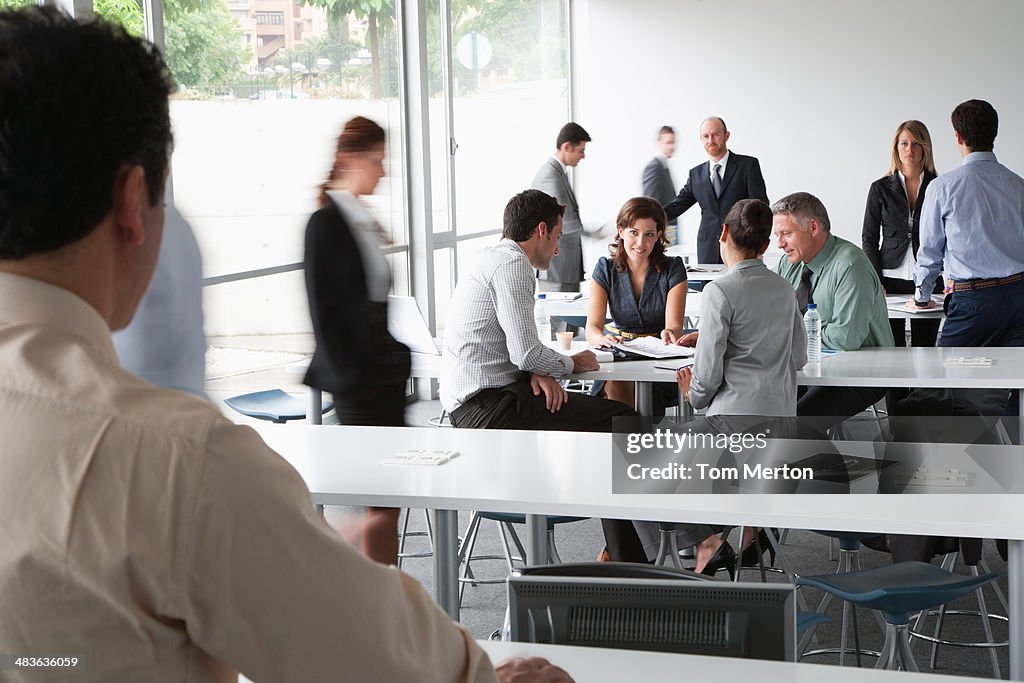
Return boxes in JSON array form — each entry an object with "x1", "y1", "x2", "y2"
[{"x1": 304, "y1": 116, "x2": 409, "y2": 565}]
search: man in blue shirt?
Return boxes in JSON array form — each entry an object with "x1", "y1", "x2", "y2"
[{"x1": 914, "y1": 99, "x2": 1024, "y2": 416}]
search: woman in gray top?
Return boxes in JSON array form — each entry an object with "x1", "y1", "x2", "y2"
[
  {"x1": 654, "y1": 199, "x2": 805, "y2": 575},
  {"x1": 677, "y1": 199, "x2": 807, "y2": 416}
]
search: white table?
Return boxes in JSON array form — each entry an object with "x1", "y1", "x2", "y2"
[
  {"x1": 479, "y1": 640, "x2": 991, "y2": 682},
  {"x1": 573, "y1": 346, "x2": 1024, "y2": 418},
  {"x1": 887, "y1": 295, "x2": 945, "y2": 321},
  {"x1": 252, "y1": 423, "x2": 1024, "y2": 679},
  {"x1": 296, "y1": 346, "x2": 1024, "y2": 422}
]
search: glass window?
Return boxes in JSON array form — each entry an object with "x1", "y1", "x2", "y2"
[
  {"x1": 450, "y1": 0, "x2": 568, "y2": 238},
  {"x1": 159, "y1": 0, "x2": 408, "y2": 375}
]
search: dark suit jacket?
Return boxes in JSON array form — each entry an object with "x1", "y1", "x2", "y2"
[
  {"x1": 663, "y1": 152, "x2": 768, "y2": 264},
  {"x1": 861, "y1": 169, "x2": 938, "y2": 278},
  {"x1": 303, "y1": 202, "x2": 410, "y2": 397},
  {"x1": 642, "y1": 156, "x2": 676, "y2": 209}
]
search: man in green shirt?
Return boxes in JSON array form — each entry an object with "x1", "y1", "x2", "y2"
[{"x1": 772, "y1": 192, "x2": 894, "y2": 422}]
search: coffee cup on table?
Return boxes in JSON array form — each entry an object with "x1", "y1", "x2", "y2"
[{"x1": 556, "y1": 331, "x2": 573, "y2": 351}]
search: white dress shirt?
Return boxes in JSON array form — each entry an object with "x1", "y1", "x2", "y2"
[{"x1": 0, "y1": 272, "x2": 497, "y2": 683}]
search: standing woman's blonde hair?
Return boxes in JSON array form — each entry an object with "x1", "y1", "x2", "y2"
[
  {"x1": 318, "y1": 115, "x2": 386, "y2": 207},
  {"x1": 888, "y1": 120, "x2": 936, "y2": 176}
]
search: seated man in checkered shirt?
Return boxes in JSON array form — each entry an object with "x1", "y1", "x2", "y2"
[{"x1": 440, "y1": 189, "x2": 643, "y2": 562}]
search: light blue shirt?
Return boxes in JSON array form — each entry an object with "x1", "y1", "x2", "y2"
[
  {"x1": 915, "y1": 151, "x2": 1024, "y2": 300},
  {"x1": 113, "y1": 207, "x2": 207, "y2": 398}
]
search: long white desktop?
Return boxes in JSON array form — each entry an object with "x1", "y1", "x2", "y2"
[
  {"x1": 252, "y1": 422, "x2": 1024, "y2": 679},
  {"x1": 315, "y1": 345, "x2": 1024, "y2": 419},
  {"x1": 478, "y1": 641, "x2": 991, "y2": 682}
]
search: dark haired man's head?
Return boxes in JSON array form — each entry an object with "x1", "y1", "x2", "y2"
[
  {"x1": 503, "y1": 190, "x2": 564, "y2": 270},
  {"x1": 951, "y1": 99, "x2": 998, "y2": 152},
  {"x1": 556, "y1": 122, "x2": 591, "y2": 149},
  {"x1": 555, "y1": 122, "x2": 590, "y2": 168},
  {"x1": 0, "y1": 7, "x2": 174, "y2": 260},
  {"x1": 722, "y1": 199, "x2": 772, "y2": 257},
  {"x1": 503, "y1": 189, "x2": 564, "y2": 241},
  {"x1": 657, "y1": 126, "x2": 676, "y2": 159}
]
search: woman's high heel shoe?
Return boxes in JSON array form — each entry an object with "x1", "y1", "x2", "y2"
[
  {"x1": 740, "y1": 528, "x2": 778, "y2": 568},
  {"x1": 698, "y1": 541, "x2": 737, "y2": 580}
]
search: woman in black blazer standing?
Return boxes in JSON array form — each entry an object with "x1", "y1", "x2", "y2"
[
  {"x1": 304, "y1": 116, "x2": 409, "y2": 565},
  {"x1": 861, "y1": 120, "x2": 941, "y2": 347}
]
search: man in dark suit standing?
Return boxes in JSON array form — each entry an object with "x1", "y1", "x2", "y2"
[
  {"x1": 663, "y1": 117, "x2": 768, "y2": 265},
  {"x1": 642, "y1": 125, "x2": 678, "y2": 245},
  {"x1": 531, "y1": 122, "x2": 590, "y2": 292}
]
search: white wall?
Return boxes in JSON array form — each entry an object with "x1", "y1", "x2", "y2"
[{"x1": 574, "y1": 0, "x2": 1024, "y2": 259}]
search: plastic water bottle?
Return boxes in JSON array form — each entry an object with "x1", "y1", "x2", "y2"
[
  {"x1": 804, "y1": 303, "x2": 821, "y2": 364},
  {"x1": 534, "y1": 293, "x2": 551, "y2": 342}
]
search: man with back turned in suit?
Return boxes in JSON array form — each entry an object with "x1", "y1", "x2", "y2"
[
  {"x1": 531, "y1": 122, "x2": 590, "y2": 292},
  {"x1": 663, "y1": 117, "x2": 768, "y2": 267},
  {"x1": 642, "y1": 125, "x2": 678, "y2": 245}
]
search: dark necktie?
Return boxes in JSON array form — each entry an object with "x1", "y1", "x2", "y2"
[
  {"x1": 795, "y1": 265, "x2": 813, "y2": 314},
  {"x1": 711, "y1": 163, "x2": 723, "y2": 197}
]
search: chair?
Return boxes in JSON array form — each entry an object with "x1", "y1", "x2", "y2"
[
  {"x1": 799, "y1": 530, "x2": 888, "y2": 664},
  {"x1": 224, "y1": 388, "x2": 333, "y2": 423},
  {"x1": 910, "y1": 546, "x2": 1009, "y2": 678},
  {"x1": 797, "y1": 561, "x2": 998, "y2": 671},
  {"x1": 396, "y1": 508, "x2": 434, "y2": 569},
  {"x1": 457, "y1": 512, "x2": 585, "y2": 605}
]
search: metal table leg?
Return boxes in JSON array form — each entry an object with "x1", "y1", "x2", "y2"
[
  {"x1": 1010, "y1": 538, "x2": 1023, "y2": 680},
  {"x1": 636, "y1": 381, "x2": 653, "y2": 417},
  {"x1": 305, "y1": 387, "x2": 323, "y2": 425},
  {"x1": 525, "y1": 514, "x2": 549, "y2": 566},
  {"x1": 431, "y1": 509, "x2": 459, "y2": 621}
]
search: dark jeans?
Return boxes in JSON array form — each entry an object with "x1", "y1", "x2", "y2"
[
  {"x1": 939, "y1": 277, "x2": 1024, "y2": 417},
  {"x1": 451, "y1": 379, "x2": 647, "y2": 562}
]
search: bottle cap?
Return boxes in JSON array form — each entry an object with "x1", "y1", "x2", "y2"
[
  {"x1": 807, "y1": 303, "x2": 817, "y2": 310},
  {"x1": 536, "y1": 293, "x2": 547, "y2": 300}
]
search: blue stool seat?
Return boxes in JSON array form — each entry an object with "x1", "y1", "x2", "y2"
[
  {"x1": 798, "y1": 561, "x2": 998, "y2": 625},
  {"x1": 477, "y1": 511, "x2": 585, "y2": 531},
  {"x1": 798, "y1": 561, "x2": 998, "y2": 671},
  {"x1": 224, "y1": 389, "x2": 334, "y2": 424}
]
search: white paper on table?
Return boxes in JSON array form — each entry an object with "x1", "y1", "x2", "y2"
[{"x1": 382, "y1": 449, "x2": 460, "y2": 466}]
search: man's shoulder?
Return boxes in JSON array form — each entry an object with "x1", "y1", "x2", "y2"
[
  {"x1": 830, "y1": 235, "x2": 871, "y2": 263},
  {"x1": 472, "y1": 241, "x2": 532, "y2": 280},
  {"x1": 531, "y1": 158, "x2": 558, "y2": 182},
  {"x1": 729, "y1": 152, "x2": 759, "y2": 164}
]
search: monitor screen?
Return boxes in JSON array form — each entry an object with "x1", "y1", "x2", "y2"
[{"x1": 508, "y1": 573, "x2": 796, "y2": 661}]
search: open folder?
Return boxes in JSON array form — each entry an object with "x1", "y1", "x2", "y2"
[{"x1": 605, "y1": 337, "x2": 695, "y2": 360}]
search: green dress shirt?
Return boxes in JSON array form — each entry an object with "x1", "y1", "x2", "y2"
[{"x1": 775, "y1": 234, "x2": 894, "y2": 351}]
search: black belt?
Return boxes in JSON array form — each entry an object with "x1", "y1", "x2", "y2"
[{"x1": 951, "y1": 272, "x2": 1024, "y2": 292}]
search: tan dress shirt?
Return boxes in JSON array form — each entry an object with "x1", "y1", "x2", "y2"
[{"x1": 0, "y1": 272, "x2": 497, "y2": 683}]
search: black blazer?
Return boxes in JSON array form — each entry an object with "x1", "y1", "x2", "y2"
[
  {"x1": 641, "y1": 156, "x2": 676, "y2": 208},
  {"x1": 303, "y1": 202, "x2": 410, "y2": 396},
  {"x1": 662, "y1": 152, "x2": 768, "y2": 264},
  {"x1": 861, "y1": 169, "x2": 937, "y2": 279}
]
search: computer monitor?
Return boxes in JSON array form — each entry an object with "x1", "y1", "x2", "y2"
[{"x1": 508, "y1": 567, "x2": 796, "y2": 661}]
